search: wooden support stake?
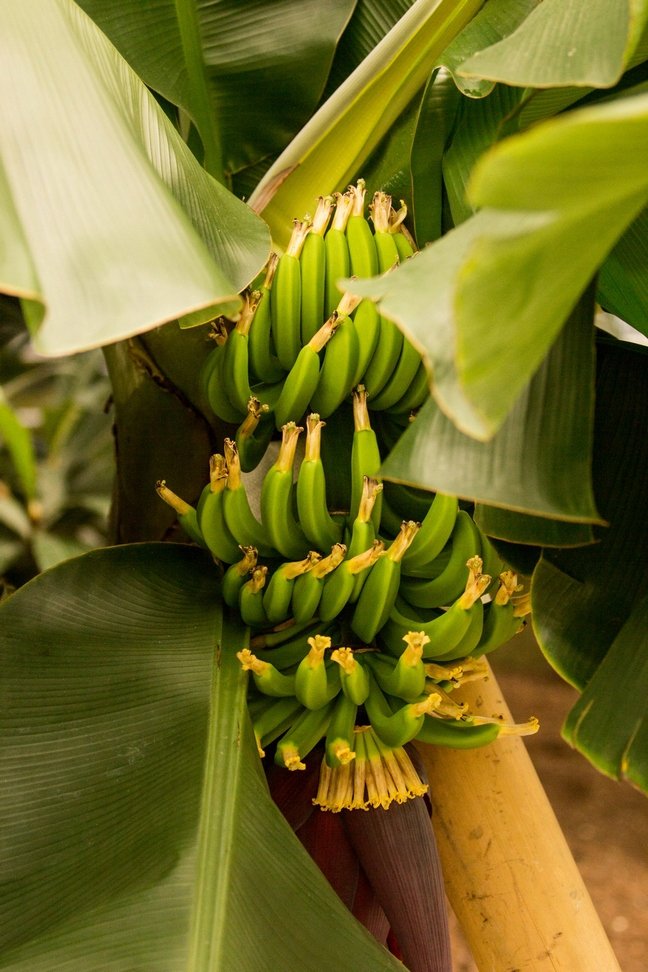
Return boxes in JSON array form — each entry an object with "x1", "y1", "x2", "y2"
[{"x1": 416, "y1": 663, "x2": 620, "y2": 971}]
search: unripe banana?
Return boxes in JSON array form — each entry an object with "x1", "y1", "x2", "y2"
[
  {"x1": 294, "y1": 634, "x2": 341, "y2": 710},
  {"x1": 222, "y1": 545, "x2": 257, "y2": 608},
  {"x1": 251, "y1": 695, "x2": 302, "y2": 758},
  {"x1": 324, "y1": 191, "x2": 353, "y2": 316},
  {"x1": 255, "y1": 620, "x2": 339, "y2": 669},
  {"x1": 235, "y1": 397, "x2": 274, "y2": 473},
  {"x1": 325, "y1": 692, "x2": 358, "y2": 768},
  {"x1": 345, "y1": 476, "x2": 383, "y2": 601},
  {"x1": 350, "y1": 298, "x2": 381, "y2": 387},
  {"x1": 365, "y1": 631, "x2": 427, "y2": 701},
  {"x1": 221, "y1": 291, "x2": 260, "y2": 417},
  {"x1": 474, "y1": 571, "x2": 527, "y2": 658},
  {"x1": 271, "y1": 219, "x2": 311, "y2": 371},
  {"x1": 346, "y1": 180, "x2": 379, "y2": 278},
  {"x1": 350, "y1": 520, "x2": 419, "y2": 643},
  {"x1": 362, "y1": 191, "x2": 403, "y2": 397},
  {"x1": 301, "y1": 196, "x2": 333, "y2": 344},
  {"x1": 350, "y1": 385, "x2": 383, "y2": 530},
  {"x1": 196, "y1": 454, "x2": 242, "y2": 563},
  {"x1": 262, "y1": 551, "x2": 321, "y2": 625},
  {"x1": 296, "y1": 414, "x2": 344, "y2": 552},
  {"x1": 260, "y1": 422, "x2": 310, "y2": 559},
  {"x1": 239, "y1": 565, "x2": 270, "y2": 627},
  {"x1": 273, "y1": 311, "x2": 339, "y2": 428},
  {"x1": 248, "y1": 253, "x2": 285, "y2": 383},
  {"x1": 155, "y1": 480, "x2": 204, "y2": 546},
  {"x1": 388, "y1": 359, "x2": 430, "y2": 415},
  {"x1": 250, "y1": 617, "x2": 322, "y2": 650},
  {"x1": 237, "y1": 648, "x2": 296, "y2": 698},
  {"x1": 400, "y1": 510, "x2": 483, "y2": 608},
  {"x1": 309, "y1": 292, "x2": 362, "y2": 418},
  {"x1": 222, "y1": 438, "x2": 277, "y2": 557},
  {"x1": 414, "y1": 716, "x2": 501, "y2": 749},
  {"x1": 204, "y1": 323, "x2": 243, "y2": 424},
  {"x1": 275, "y1": 698, "x2": 338, "y2": 770},
  {"x1": 291, "y1": 542, "x2": 347, "y2": 624},
  {"x1": 364, "y1": 670, "x2": 440, "y2": 748},
  {"x1": 401, "y1": 492, "x2": 459, "y2": 574},
  {"x1": 330, "y1": 647, "x2": 371, "y2": 705},
  {"x1": 318, "y1": 540, "x2": 384, "y2": 621}
]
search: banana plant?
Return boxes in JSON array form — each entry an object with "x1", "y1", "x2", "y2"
[{"x1": 1, "y1": 0, "x2": 647, "y2": 970}]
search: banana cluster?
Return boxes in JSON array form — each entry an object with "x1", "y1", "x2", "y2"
[{"x1": 200, "y1": 182, "x2": 427, "y2": 448}]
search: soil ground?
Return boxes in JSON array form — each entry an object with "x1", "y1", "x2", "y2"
[{"x1": 448, "y1": 630, "x2": 648, "y2": 972}]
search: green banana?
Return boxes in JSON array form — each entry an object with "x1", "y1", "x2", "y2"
[
  {"x1": 364, "y1": 631, "x2": 427, "y2": 701},
  {"x1": 400, "y1": 510, "x2": 483, "y2": 608},
  {"x1": 324, "y1": 190, "x2": 353, "y2": 316},
  {"x1": 196, "y1": 454, "x2": 242, "y2": 563},
  {"x1": 205, "y1": 324, "x2": 244, "y2": 424},
  {"x1": 401, "y1": 492, "x2": 459, "y2": 574},
  {"x1": 318, "y1": 540, "x2": 384, "y2": 621},
  {"x1": 237, "y1": 648, "x2": 296, "y2": 697},
  {"x1": 414, "y1": 716, "x2": 501, "y2": 749},
  {"x1": 364, "y1": 670, "x2": 439, "y2": 748},
  {"x1": 382, "y1": 479, "x2": 432, "y2": 522},
  {"x1": 262, "y1": 551, "x2": 321, "y2": 625},
  {"x1": 300, "y1": 196, "x2": 333, "y2": 344},
  {"x1": 221, "y1": 291, "x2": 260, "y2": 417},
  {"x1": 291, "y1": 542, "x2": 347, "y2": 623},
  {"x1": 388, "y1": 359, "x2": 430, "y2": 415},
  {"x1": 273, "y1": 312, "x2": 338, "y2": 428},
  {"x1": 473, "y1": 571, "x2": 527, "y2": 658},
  {"x1": 309, "y1": 292, "x2": 362, "y2": 418},
  {"x1": 235, "y1": 397, "x2": 274, "y2": 473},
  {"x1": 350, "y1": 298, "x2": 381, "y2": 388},
  {"x1": 434, "y1": 596, "x2": 485, "y2": 662},
  {"x1": 222, "y1": 438, "x2": 277, "y2": 557},
  {"x1": 381, "y1": 558, "x2": 492, "y2": 661},
  {"x1": 255, "y1": 621, "x2": 339, "y2": 669},
  {"x1": 248, "y1": 253, "x2": 285, "y2": 383},
  {"x1": 350, "y1": 520, "x2": 419, "y2": 643},
  {"x1": 251, "y1": 695, "x2": 303, "y2": 758},
  {"x1": 379, "y1": 490, "x2": 405, "y2": 539},
  {"x1": 392, "y1": 219, "x2": 416, "y2": 261},
  {"x1": 345, "y1": 476, "x2": 382, "y2": 562},
  {"x1": 368, "y1": 333, "x2": 423, "y2": 412},
  {"x1": 260, "y1": 422, "x2": 310, "y2": 559},
  {"x1": 325, "y1": 692, "x2": 358, "y2": 768},
  {"x1": 294, "y1": 634, "x2": 341, "y2": 710},
  {"x1": 362, "y1": 191, "x2": 403, "y2": 397},
  {"x1": 275, "y1": 697, "x2": 338, "y2": 771},
  {"x1": 249, "y1": 616, "x2": 322, "y2": 650},
  {"x1": 330, "y1": 647, "x2": 371, "y2": 705},
  {"x1": 155, "y1": 480, "x2": 204, "y2": 546},
  {"x1": 296, "y1": 414, "x2": 344, "y2": 552},
  {"x1": 271, "y1": 219, "x2": 311, "y2": 371},
  {"x1": 346, "y1": 180, "x2": 378, "y2": 277},
  {"x1": 222, "y1": 544, "x2": 257, "y2": 608},
  {"x1": 239, "y1": 565, "x2": 270, "y2": 627},
  {"x1": 350, "y1": 385, "x2": 383, "y2": 531}
]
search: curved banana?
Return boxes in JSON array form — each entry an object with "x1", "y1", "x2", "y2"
[
  {"x1": 325, "y1": 692, "x2": 358, "y2": 768},
  {"x1": 237, "y1": 648, "x2": 295, "y2": 698},
  {"x1": 324, "y1": 191, "x2": 353, "y2": 316},
  {"x1": 474, "y1": 571, "x2": 527, "y2": 658},
  {"x1": 364, "y1": 631, "x2": 427, "y2": 701},
  {"x1": 222, "y1": 438, "x2": 277, "y2": 557},
  {"x1": 301, "y1": 196, "x2": 333, "y2": 344},
  {"x1": 255, "y1": 620, "x2": 339, "y2": 669},
  {"x1": 350, "y1": 520, "x2": 419, "y2": 643},
  {"x1": 414, "y1": 716, "x2": 501, "y2": 749},
  {"x1": 235, "y1": 397, "x2": 274, "y2": 473},
  {"x1": 346, "y1": 476, "x2": 383, "y2": 601},
  {"x1": 291, "y1": 542, "x2": 347, "y2": 624},
  {"x1": 399, "y1": 510, "x2": 483, "y2": 608},
  {"x1": 364, "y1": 670, "x2": 439, "y2": 748},
  {"x1": 388, "y1": 359, "x2": 430, "y2": 415},
  {"x1": 155, "y1": 480, "x2": 204, "y2": 547},
  {"x1": 382, "y1": 479, "x2": 432, "y2": 522},
  {"x1": 369, "y1": 334, "x2": 422, "y2": 412},
  {"x1": 296, "y1": 414, "x2": 344, "y2": 552},
  {"x1": 330, "y1": 647, "x2": 371, "y2": 705},
  {"x1": 260, "y1": 422, "x2": 310, "y2": 560},
  {"x1": 350, "y1": 386, "x2": 383, "y2": 531},
  {"x1": 205, "y1": 324, "x2": 243, "y2": 424},
  {"x1": 275, "y1": 698, "x2": 338, "y2": 770},
  {"x1": 248, "y1": 253, "x2": 285, "y2": 383},
  {"x1": 350, "y1": 298, "x2": 381, "y2": 388},
  {"x1": 250, "y1": 616, "x2": 323, "y2": 651},
  {"x1": 362, "y1": 192, "x2": 403, "y2": 397},
  {"x1": 221, "y1": 291, "x2": 261, "y2": 417},
  {"x1": 252, "y1": 695, "x2": 303, "y2": 758},
  {"x1": 196, "y1": 454, "x2": 242, "y2": 563},
  {"x1": 222, "y1": 544, "x2": 258, "y2": 608},
  {"x1": 239, "y1": 565, "x2": 270, "y2": 627},
  {"x1": 319, "y1": 540, "x2": 384, "y2": 622},
  {"x1": 309, "y1": 292, "x2": 362, "y2": 418},
  {"x1": 262, "y1": 551, "x2": 321, "y2": 625},
  {"x1": 294, "y1": 634, "x2": 341, "y2": 710},
  {"x1": 273, "y1": 312, "x2": 338, "y2": 428},
  {"x1": 401, "y1": 492, "x2": 459, "y2": 574},
  {"x1": 271, "y1": 219, "x2": 311, "y2": 371}
]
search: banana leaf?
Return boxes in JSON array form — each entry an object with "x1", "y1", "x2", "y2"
[
  {"x1": 0, "y1": 543, "x2": 401, "y2": 971},
  {"x1": 0, "y1": 0, "x2": 269, "y2": 357}
]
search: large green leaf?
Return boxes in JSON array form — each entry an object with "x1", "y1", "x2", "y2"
[
  {"x1": 79, "y1": 0, "x2": 357, "y2": 183},
  {"x1": 598, "y1": 202, "x2": 648, "y2": 334},
  {"x1": 0, "y1": 543, "x2": 401, "y2": 970},
  {"x1": 0, "y1": 0, "x2": 270, "y2": 357},
  {"x1": 248, "y1": 0, "x2": 485, "y2": 246},
  {"x1": 348, "y1": 91, "x2": 648, "y2": 438},
  {"x1": 532, "y1": 339, "x2": 648, "y2": 790},
  {"x1": 379, "y1": 286, "x2": 602, "y2": 523}
]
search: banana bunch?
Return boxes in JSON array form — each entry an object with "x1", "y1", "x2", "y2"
[{"x1": 200, "y1": 182, "x2": 427, "y2": 459}]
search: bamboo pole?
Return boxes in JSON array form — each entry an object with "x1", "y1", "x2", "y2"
[{"x1": 416, "y1": 663, "x2": 620, "y2": 971}]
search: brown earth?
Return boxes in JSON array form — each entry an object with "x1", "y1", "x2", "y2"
[{"x1": 448, "y1": 632, "x2": 648, "y2": 972}]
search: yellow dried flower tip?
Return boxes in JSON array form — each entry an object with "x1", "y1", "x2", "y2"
[
  {"x1": 330, "y1": 741, "x2": 355, "y2": 766},
  {"x1": 314, "y1": 726, "x2": 428, "y2": 812},
  {"x1": 513, "y1": 592, "x2": 532, "y2": 618},
  {"x1": 470, "y1": 714, "x2": 540, "y2": 736},
  {"x1": 281, "y1": 744, "x2": 306, "y2": 771},
  {"x1": 402, "y1": 630, "x2": 430, "y2": 665},
  {"x1": 236, "y1": 649, "x2": 267, "y2": 676},
  {"x1": 330, "y1": 646, "x2": 356, "y2": 675},
  {"x1": 306, "y1": 634, "x2": 331, "y2": 666}
]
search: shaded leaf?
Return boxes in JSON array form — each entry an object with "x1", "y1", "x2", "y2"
[
  {"x1": 0, "y1": 0, "x2": 269, "y2": 357},
  {"x1": 0, "y1": 390, "x2": 36, "y2": 500},
  {"x1": 475, "y1": 505, "x2": 596, "y2": 548},
  {"x1": 380, "y1": 286, "x2": 602, "y2": 522},
  {"x1": 0, "y1": 544, "x2": 402, "y2": 970}
]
